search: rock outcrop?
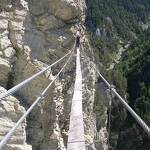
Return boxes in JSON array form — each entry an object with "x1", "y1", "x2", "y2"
[
  {"x1": 0, "y1": 0, "x2": 108, "y2": 149},
  {"x1": 0, "y1": 86, "x2": 32, "y2": 150}
]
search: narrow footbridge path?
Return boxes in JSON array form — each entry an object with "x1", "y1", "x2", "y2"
[{"x1": 67, "y1": 47, "x2": 85, "y2": 150}]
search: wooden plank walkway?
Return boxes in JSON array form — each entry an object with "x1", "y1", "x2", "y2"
[{"x1": 67, "y1": 47, "x2": 85, "y2": 150}]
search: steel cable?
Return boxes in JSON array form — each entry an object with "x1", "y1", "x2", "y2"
[
  {"x1": 0, "y1": 51, "x2": 72, "y2": 101},
  {"x1": 0, "y1": 48, "x2": 74, "y2": 149},
  {"x1": 92, "y1": 64, "x2": 150, "y2": 137}
]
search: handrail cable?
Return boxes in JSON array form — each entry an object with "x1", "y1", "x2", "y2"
[
  {"x1": 0, "y1": 51, "x2": 72, "y2": 101},
  {"x1": 92, "y1": 64, "x2": 150, "y2": 137},
  {"x1": 0, "y1": 49, "x2": 74, "y2": 149}
]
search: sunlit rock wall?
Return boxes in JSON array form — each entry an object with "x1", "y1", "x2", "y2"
[{"x1": 0, "y1": 0, "x2": 108, "y2": 149}]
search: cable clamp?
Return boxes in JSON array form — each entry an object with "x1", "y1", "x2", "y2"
[
  {"x1": 109, "y1": 84, "x2": 116, "y2": 91},
  {"x1": 39, "y1": 94, "x2": 45, "y2": 100}
]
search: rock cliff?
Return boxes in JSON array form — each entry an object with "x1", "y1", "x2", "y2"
[
  {"x1": 0, "y1": 0, "x2": 108, "y2": 149},
  {"x1": 0, "y1": 86, "x2": 32, "y2": 150}
]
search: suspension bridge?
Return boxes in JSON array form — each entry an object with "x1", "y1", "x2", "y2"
[{"x1": 0, "y1": 33, "x2": 149, "y2": 150}]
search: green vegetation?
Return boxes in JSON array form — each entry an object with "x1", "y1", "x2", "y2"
[
  {"x1": 86, "y1": 0, "x2": 150, "y2": 67},
  {"x1": 86, "y1": 0, "x2": 150, "y2": 39},
  {"x1": 118, "y1": 30, "x2": 150, "y2": 124},
  {"x1": 115, "y1": 29, "x2": 150, "y2": 150},
  {"x1": 86, "y1": 0, "x2": 150, "y2": 149},
  {"x1": 89, "y1": 32, "x2": 119, "y2": 67}
]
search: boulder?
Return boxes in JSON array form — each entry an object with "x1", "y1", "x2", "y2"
[
  {"x1": 0, "y1": 86, "x2": 32, "y2": 150},
  {"x1": 4, "y1": 47, "x2": 16, "y2": 58},
  {"x1": 47, "y1": 0, "x2": 83, "y2": 21},
  {"x1": 0, "y1": 58, "x2": 10, "y2": 87}
]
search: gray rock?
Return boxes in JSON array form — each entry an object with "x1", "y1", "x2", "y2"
[
  {"x1": 4, "y1": 47, "x2": 16, "y2": 58},
  {"x1": 0, "y1": 86, "x2": 32, "y2": 150},
  {"x1": 0, "y1": 58, "x2": 10, "y2": 87}
]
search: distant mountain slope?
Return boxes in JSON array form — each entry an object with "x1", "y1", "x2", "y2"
[
  {"x1": 86, "y1": 0, "x2": 150, "y2": 40},
  {"x1": 86, "y1": 0, "x2": 150, "y2": 69},
  {"x1": 116, "y1": 30, "x2": 150, "y2": 150},
  {"x1": 85, "y1": 0, "x2": 150, "y2": 150}
]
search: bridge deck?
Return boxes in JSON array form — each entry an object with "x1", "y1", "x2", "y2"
[{"x1": 67, "y1": 47, "x2": 85, "y2": 150}]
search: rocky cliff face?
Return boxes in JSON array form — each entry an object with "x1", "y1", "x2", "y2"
[
  {"x1": 0, "y1": 86, "x2": 32, "y2": 150},
  {"x1": 0, "y1": 0, "x2": 108, "y2": 149}
]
